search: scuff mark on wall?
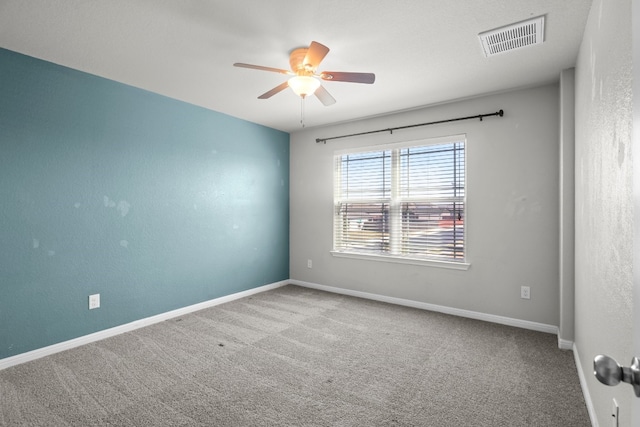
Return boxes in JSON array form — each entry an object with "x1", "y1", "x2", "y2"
[
  {"x1": 104, "y1": 195, "x2": 116, "y2": 208},
  {"x1": 117, "y1": 200, "x2": 130, "y2": 217},
  {"x1": 504, "y1": 193, "x2": 544, "y2": 217},
  {"x1": 104, "y1": 196, "x2": 131, "y2": 217},
  {"x1": 505, "y1": 193, "x2": 528, "y2": 217}
]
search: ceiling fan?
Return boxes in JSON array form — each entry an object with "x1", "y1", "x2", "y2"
[{"x1": 233, "y1": 41, "x2": 375, "y2": 106}]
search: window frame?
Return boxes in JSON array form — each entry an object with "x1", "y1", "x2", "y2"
[{"x1": 331, "y1": 134, "x2": 470, "y2": 270}]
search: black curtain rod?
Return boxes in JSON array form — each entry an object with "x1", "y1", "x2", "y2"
[{"x1": 315, "y1": 109, "x2": 504, "y2": 144}]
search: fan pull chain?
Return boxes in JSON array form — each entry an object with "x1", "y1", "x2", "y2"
[{"x1": 300, "y1": 96, "x2": 306, "y2": 128}]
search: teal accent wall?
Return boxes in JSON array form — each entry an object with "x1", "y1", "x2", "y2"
[{"x1": 0, "y1": 48, "x2": 290, "y2": 360}]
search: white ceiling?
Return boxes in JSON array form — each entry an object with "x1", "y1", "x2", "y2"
[{"x1": 0, "y1": 0, "x2": 592, "y2": 133}]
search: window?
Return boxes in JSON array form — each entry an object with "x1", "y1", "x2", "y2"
[{"x1": 332, "y1": 135, "x2": 467, "y2": 267}]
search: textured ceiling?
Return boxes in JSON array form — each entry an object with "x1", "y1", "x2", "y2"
[{"x1": 0, "y1": 0, "x2": 592, "y2": 132}]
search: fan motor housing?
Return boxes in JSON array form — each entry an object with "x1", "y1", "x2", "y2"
[{"x1": 289, "y1": 48, "x2": 310, "y2": 73}]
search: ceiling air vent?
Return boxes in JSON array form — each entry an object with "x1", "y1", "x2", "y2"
[{"x1": 479, "y1": 16, "x2": 545, "y2": 57}]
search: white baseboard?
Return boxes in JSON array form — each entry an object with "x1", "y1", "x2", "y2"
[
  {"x1": 0, "y1": 280, "x2": 289, "y2": 371},
  {"x1": 573, "y1": 343, "x2": 598, "y2": 427},
  {"x1": 558, "y1": 337, "x2": 575, "y2": 350},
  {"x1": 2, "y1": 279, "x2": 568, "y2": 372},
  {"x1": 290, "y1": 279, "x2": 559, "y2": 335}
]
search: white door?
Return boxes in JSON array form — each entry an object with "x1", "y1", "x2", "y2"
[{"x1": 596, "y1": 2, "x2": 640, "y2": 423}]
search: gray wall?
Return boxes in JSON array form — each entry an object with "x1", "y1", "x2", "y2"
[
  {"x1": 290, "y1": 84, "x2": 560, "y2": 327},
  {"x1": 574, "y1": 0, "x2": 634, "y2": 425}
]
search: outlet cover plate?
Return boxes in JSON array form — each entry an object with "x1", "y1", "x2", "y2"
[
  {"x1": 520, "y1": 286, "x2": 531, "y2": 299},
  {"x1": 89, "y1": 294, "x2": 100, "y2": 310}
]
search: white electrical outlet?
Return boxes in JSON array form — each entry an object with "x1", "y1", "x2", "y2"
[
  {"x1": 611, "y1": 398, "x2": 619, "y2": 427},
  {"x1": 520, "y1": 286, "x2": 531, "y2": 299},
  {"x1": 307, "y1": 259, "x2": 312, "y2": 269},
  {"x1": 89, "y1": 294, "x2": 100, "y2": 310}
]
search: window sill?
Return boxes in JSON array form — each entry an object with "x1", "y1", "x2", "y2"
[{"x1": 330, "y1": 251, "x2": 471, "y2": 270}]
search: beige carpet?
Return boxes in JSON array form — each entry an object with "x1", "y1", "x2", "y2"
[{"x1": 0, "y1": 285, "x2": 590, "y2": 426}]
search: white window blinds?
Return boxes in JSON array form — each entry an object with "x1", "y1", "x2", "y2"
[{"x1": 333, "y1": 137, "x2": 465, "y2": 263}]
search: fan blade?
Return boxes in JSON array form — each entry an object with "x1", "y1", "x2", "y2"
[
  {"x1": 234, "y1": 63, "x2": 292, "y2": 75},
  {"x1": 303, "y1": 41, "x2": 330, "y2": 70},
  {"x1": 320, "y1": 71, "x2": 375, "y2": 84},
  {"x1": 258, "y1": 82, "x2": 290, "y2": 99},
  {"x1": 314, "y1": 85, "x2": 336, "y2": 106}
]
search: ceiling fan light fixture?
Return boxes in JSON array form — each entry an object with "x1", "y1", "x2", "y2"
[
  {"x1": 233, "y1": 40, "x2": 374, "y2": 108},
  {"x1": 288, "y1": 76, "x2": 320, "y2": 98}
]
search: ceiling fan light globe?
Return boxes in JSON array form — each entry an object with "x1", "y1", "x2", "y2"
[{"x1": 288, "y1": 76, "x2": 320, "y2": 97}]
